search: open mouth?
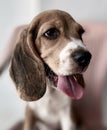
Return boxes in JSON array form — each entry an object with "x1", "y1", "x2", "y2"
[{"x1": 44, "y1": 63, "x2": 85, "y2": 100}]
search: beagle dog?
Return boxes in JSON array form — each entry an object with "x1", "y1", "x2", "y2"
[{"x1": 9, "y1": 10, "x2": 91, "y2": 130}]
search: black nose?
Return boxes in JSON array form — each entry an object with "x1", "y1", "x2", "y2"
[{"x1": 72, "y1": 50, "x2": 91, "y2": 68}]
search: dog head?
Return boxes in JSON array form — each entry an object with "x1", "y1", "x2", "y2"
[{"x1": 10, "y1": 10, "x2": 91, "y2": 101}]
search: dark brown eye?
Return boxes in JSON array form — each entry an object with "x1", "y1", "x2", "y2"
[{"x1": 43, "y1": 28, "x2": 60, "y2": 40}]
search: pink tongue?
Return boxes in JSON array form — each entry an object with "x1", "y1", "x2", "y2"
[{"x1": 57, "y1": 76, "x2": 84, "y2": 99}]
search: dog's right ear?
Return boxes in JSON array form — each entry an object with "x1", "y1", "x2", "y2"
[{"x1": 10, "y1": 27, "x2": 46, "y2": 101}]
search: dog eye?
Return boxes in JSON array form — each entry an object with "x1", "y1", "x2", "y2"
[{"x1": 43, "y1": 28, "x2": 60, "y2": 40}]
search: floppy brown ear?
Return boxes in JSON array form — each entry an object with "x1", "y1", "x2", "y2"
[{"x1": 10, "y1": 27, "x2": 46, "y2": 101}]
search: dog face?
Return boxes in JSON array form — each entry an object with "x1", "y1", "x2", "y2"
[
  {"x1": 10, "y1": 10, "x2": 91, "y2": 101},
  {"x1": 34, "y1": 11, "x2": 90, "y2": 75}
]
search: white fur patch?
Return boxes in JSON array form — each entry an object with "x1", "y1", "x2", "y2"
[
  {"x1": 58, "y1": 38, "x2": 86, "y2": 75},
  {"x1": 59, "y1": 106, "x2": 75, "y2": 130},
  {"x1": 66, "y1": 38, "x2": 86, "y2": 49}
]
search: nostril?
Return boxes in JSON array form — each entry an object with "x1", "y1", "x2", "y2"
[{"x1": 72, "y1": 50, "x2": 91, "y2": 67}]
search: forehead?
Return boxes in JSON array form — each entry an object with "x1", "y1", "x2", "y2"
[
  {"x1": 37, "y1": 11, "x2": 73, "y2": 34},
  {"x1": 37, "y1": 10, "x2": 75, "y2": 27},
  {"x1": 30, "y1": 10, "x2": 84, "y2": 39},
  {"x1": 29, "y1": 10, "x2": 74, "y2": 31}
]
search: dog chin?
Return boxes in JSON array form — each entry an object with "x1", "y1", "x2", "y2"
[{"x1": 44, "y1": 63, "x2": 85, "y2": 100}]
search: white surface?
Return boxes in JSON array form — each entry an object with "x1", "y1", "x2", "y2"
[
  {"x1": 0, "y1": 68, "x2": 25, "y2": 130},
  {"x1": 0, "y1": 0, "x2": 40, "y2": 51},
  {"x1": 40, "y1": 0, "x2": 107, "y2": 22}
]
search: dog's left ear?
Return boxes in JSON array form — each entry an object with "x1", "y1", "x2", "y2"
[{"x1": 10, "y1": 25, "x2": 46, "y2": 101}]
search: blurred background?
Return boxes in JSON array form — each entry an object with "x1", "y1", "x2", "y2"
[{"x1": 0, "y1": 0, "x2": 107, "y2": 130}]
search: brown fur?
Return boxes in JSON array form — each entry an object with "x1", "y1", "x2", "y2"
[{"x1": 9, "y1": 10, "x2": 91, "y2": 130}]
